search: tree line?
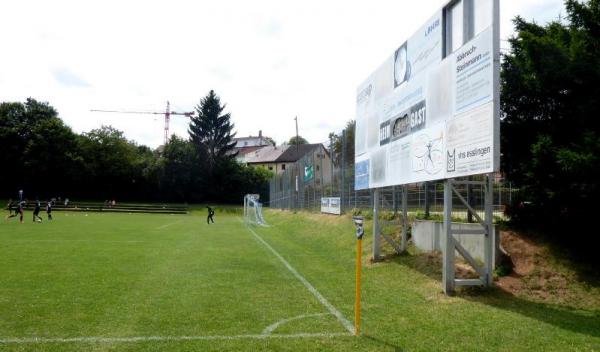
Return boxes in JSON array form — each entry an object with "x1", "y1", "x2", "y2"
[{"x1": 0, "y1": 91, "x2": 272, "y2": 203}]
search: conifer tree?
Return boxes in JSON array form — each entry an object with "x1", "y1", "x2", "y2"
[{"x1": 188, "y1": 90, "x2": 237, "y2": 171}]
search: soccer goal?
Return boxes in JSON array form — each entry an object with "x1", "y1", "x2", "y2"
[{"x1": 243, "y1": 194, "x2": 268, "y2": 226}]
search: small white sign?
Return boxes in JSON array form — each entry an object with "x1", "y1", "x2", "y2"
[{"x1": 321, "y1": 197, "x2": 341, "y2": 215}]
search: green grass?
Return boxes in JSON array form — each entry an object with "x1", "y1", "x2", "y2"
[{"x1": 0, "y1": 209, "x2": 599, "y2": 351}]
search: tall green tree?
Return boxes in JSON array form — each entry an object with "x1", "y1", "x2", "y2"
[
  {"x1": 288, "y1": 135, "x2": 308, "y2": 145},
  {"x1": 158, "y1": 135, "x2": 199, "y2": 201},
  {"x1": 0, "y1": 98, "x2": 79, "y2": 198},
  {"x1": 501, "y1": 0, "x2": 600, "y2": 255},
  {"x1": 78, "y1": 126, "x2": 143, "y2": 199},
  {"x1": 328, "y1": 120, "x2": 354, "y2": 166},
  {"x1": 189, "y1": 90, "x2": 237, "y2": 171}
]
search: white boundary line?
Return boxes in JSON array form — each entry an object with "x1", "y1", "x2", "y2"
[
  {"x1": 156, "y1": 220, "x2": 182, "y2": 230},
  {"x1": 242, "y1": 222, "x2": 355, "y2": 334},
  {"x1": 0, "y1": 332, "x2": 352, "y2": 344},
  {"x1": 262, "y1": 313, "x2": 330, "y2": 335}
]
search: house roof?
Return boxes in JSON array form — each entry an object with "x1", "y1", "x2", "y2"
[
  {"x1": 244, "y1": 145, "x2": 287, "y2": 163},
  {"x1": 243, "y1": 143, "x2": 328, "y2": 164},
  {"x1": 275, "y1": 144, "x2": 322, "y2": 163},
  {"x1": 235, "y1": 146, "x2": 264, "y2": 156}
]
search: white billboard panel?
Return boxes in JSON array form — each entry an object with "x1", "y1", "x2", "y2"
[
  {"x1": 355, "y1": 0, "x2": 499, "y2": 190},
  {"x1": 321, "y1": 197, "x2": 341, "y2": 215}
]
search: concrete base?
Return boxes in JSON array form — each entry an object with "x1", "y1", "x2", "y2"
[{"x1": 412, "y1": 220, "x2": 499, "y2": 264}]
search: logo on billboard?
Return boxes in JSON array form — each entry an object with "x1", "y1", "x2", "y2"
[
  {"x1": 379, "y1": 120, "x2": 391, "y2": 146},
  {"x1": 413, "y1": 132, "x2": 443, "y2": 175},
  {"x1": 410, "y1": 100, "x2": 427, "y2": 132},
  {"x1": 391, "y1": 113, "x2": 411, "y2": 141},
  {"x1": 447, "y1": 149, "x2": 456, "y2": 172},
  {"x1": 394, "y1": 42, "x2": 411, "y2": 88}
]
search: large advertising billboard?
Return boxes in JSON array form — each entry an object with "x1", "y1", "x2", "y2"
[{"x1": 355, "y1": 0, "x2": 499, "y2": 189}]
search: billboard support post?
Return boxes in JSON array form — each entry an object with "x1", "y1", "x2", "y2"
[
  {"x1": 401, "y1": 185, "x2": 408, "y2": 252},
  {"x1": 372, "y1": 188, "x2": 381, "y2": 261},
  {"x1": 485, "y1": 173, "x2": 494, "y2": 286},
  {"x1": 443, "y1": 174, "x2": 494, "y2": 294},
  {"x1": 443, "y1": 179, "x2": 455, "y2": 294},
  {"x1": 424, "y1": 182, "x2": 430, "y2": 218}
]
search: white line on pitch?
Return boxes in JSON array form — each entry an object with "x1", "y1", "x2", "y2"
[
  {"x1": 156, "y1": 220, "x2": 182, "y2": 230},
  {"x1": 262, "y1": 313, "x2": 331, "y2": 335},
  {"x1": 0, "y1": 332, "x2": 352, "y2": 344},
  {"x1": 242, "y1": 222, "x2": 355, "y2": 334}
]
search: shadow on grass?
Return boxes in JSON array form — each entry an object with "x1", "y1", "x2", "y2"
[
  {"x1": 463, "y1": 288, "x2": 600, "y2": 338},
  {"x1": 388, "y1": 252, "x2": 600, "y2": 338},
  {"x1": 362, "y1": 334, "x2": 404, "y2": 352}
]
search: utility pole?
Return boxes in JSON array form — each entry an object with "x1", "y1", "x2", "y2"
[{"x1": 294, "y1": 116, "x2": 299, "y2": 155}]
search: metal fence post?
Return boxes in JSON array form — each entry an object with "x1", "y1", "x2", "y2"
[
  {"x1": 340, "y1": 130, "x2": 346, "y2": 213},
  {"x1": 372, "y1": 188, "x2": 381, "y2": 260},
  {"x1": 401, "y1": 185, "x2": 408, "y2": 252}
]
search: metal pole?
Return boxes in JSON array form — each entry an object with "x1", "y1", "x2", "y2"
[
  {"x1": 484, "y1": 173, "x2": 494, "y2": 286},
  {"x1": 313, "y1": 151, "x2": 316, "y2": 210},
  {"x1": 401, "y1": 185, "x2": 408, "y2": 252},
  {"x1": 467, "y1": 182, "x2": 473, "y2": 223},
  {"x1": 424, "y1": 182, "x2": 430, "y2": 218},
  {"x1": 443, "y1": 179, "x2": 455, "y2": 294},
  {"x1": 294, "y1": 116, "x2": 299, "y2": 156},
  {"x1": 329, "y1": 135, "x2": 334, "y2": 197},
  {"x1": 340, "y1": 130, "x2": 346, "y2": 212},
  {"x1": 320, "y1": 145, "x2": 324, "y2": 205},
  {"x1": 392, "y1": 186, "x2": 397, "y2": 215},
  {"x1": 372, "y1": 188, "x2": 380, "y2": 260}
]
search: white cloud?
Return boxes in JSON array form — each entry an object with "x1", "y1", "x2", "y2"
[{"x1": 0, "y1": 0, "x2": 564, "y2": 148}]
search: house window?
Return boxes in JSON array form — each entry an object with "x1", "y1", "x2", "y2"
[
  {"x1": 281, "y1": 164, "x2": 286, "y2": 170},
  {"x1": 316, "y1": 165, "x2": 320, "y2": 171},
  {"x1": 244, "y1": 141, "x2": 248, "y2": 146},
  {"x1": 268, "y1": 166, "x2": 273, "y2": 171}
]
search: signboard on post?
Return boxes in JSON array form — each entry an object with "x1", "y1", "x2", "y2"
[
  {"x1": 304, "y1": 164, "x2": 314, "y2": 182},
  {"x1": 354, "y1": 0, "x2": 500, "y2": 189}
]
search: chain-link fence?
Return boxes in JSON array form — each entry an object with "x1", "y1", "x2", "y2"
[{"x1": 267, "y1": 134, "x2": 514, "y2": 220}]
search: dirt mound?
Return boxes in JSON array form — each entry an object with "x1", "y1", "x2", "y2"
[{"x1": 496, "y1": 230, "x2": 599, "y2": 307}]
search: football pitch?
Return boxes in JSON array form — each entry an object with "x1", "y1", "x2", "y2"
[
  {"x1": 0, "y1": 209, "x2": 359, "y2": 351},
  {"x1": 1, "y1": 209, "x2": 599, "y2": 351}
]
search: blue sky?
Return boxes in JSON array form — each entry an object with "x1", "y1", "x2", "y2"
[{"x1": 1, "y1": 0, "x2": 565, "y2": 148}]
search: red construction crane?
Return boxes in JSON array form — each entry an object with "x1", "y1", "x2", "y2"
[{"x1": 91, "y1": 101, "x2": 194, "y2": 145}]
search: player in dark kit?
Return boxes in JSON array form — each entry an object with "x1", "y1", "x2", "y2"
[
  {"x1": 46, "y1": 200, "x2": 53, "y2": 221},
  {"x1": 206, "y1": 206, "x2": 215, "y2": 224},
  {"x1": 6, "y1": 200, "x2": 25, "y2": 223},
  {"x1": 33, "y1": 199, "x2": 43, "y2": 222},
  {"x1": 5, "y1": 199, "x2": 14, "y2": 217}
]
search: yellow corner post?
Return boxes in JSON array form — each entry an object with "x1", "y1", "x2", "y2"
[
  {"x1": 352, "y1": 216, "x2": 364, "y2": 336},
  {"x1": 355, "y1": 237, "x2": 362, "y2": 336}
]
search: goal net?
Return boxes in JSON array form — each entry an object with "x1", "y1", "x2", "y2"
[{"x1": 243, "y1": 194, "x2": 268, "y2": 226}]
